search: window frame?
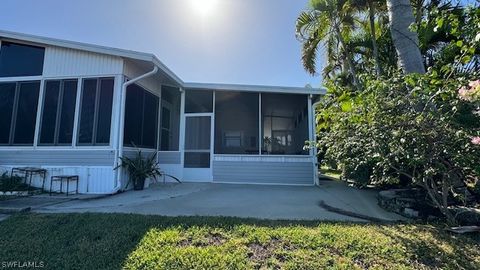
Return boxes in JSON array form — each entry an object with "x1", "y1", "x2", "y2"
[
  {"x1": 38, "y1": 79, "x2": 78, "y2": 146},
  {"x1": 76, "y1": 77, "x2": 114, "y2": 146}
]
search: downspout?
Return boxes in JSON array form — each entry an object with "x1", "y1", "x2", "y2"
[{"x1": 111, "y1": 66, "x2": 159, "y2": 194}]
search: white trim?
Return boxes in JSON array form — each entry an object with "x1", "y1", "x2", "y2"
[
  {"x1": 211, "y1": 91, "x2": 215, "y2": 172},
  {"x1": 179, "y1": 88, "x2": 185, "y2": 167},
  {"x1": 258, "y1": 92, "x2": 262, "y2": 155},
  {"x1": 308, "y1": 95, "x2": 316, "y2": 185},
  {"x1": 0, "y1": 147, "x2": 114, "y2": 151},
  {"x1": 71, "y1": 79, "x2": 82, "y2": 147},
  {"x1": 0, "y1": 76, "x2": 42, "y2": 82},
  {"x1": 185, "y1": 82, "x2": 325, "y2": 95},
  {"x1": 212, "y1": 181, "x2": 314, "y2": 187},
  {"x1": 33, "y1": 79, "x2": 45, "y2": 148}
]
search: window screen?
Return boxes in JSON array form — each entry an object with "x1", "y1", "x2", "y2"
[
  {"x1": 78, "y1": 77, "x2": 114, "y2": 145},
  {"x1": 261, "y1": 93, "x2": 309, "y2": 155},
  {"x1": 0, "y1": 81, "x2": 40, "y2": 145},
  {"x1": 160, "y1": 86, "x2": 181, "y2": 151},
  {"x1": 214, "y1": 91, "x2": 259, "y2": 154},
  {"x1": 185, "y1": 90, "x2": 213, "y2": 113},
  {"x1": 39, "y1": 79, "x2": 78, "y2": 145},
  {"x1": 124, "y1": 83, "x2": 159, "y2": 149},
  {"x1": 0, "y1": 83, "x2": 16, "y2": 144},
  {"x1": 0, "y1": 42, "x2": 45, "y2": 77}
]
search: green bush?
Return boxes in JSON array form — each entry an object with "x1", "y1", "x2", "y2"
[{"x1": 0, "y1": 172, "x2": 28, "y2": 191}]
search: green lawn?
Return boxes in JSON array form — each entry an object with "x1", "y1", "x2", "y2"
[
  {"x1": 320, "y1": 166, "x2": 342, "y2": 180},
  {"x1": 0, "y1": 214, "x2": 479, "y2": 269}
]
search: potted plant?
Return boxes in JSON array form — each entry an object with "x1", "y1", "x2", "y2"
[{"x1": 117, "y1": 150, "x2": 162, "y2": 190}]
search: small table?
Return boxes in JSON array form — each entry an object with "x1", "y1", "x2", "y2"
[
  {"x1": 11, "y1": 167, "x2": 47, "y2": 191},
  {"x1": 50, "y1": 175, "x2": 79, "y2": 196}
]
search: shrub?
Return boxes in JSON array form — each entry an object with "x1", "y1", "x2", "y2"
[
  {"x1": 314, "y1": 72, "x2": 480, "y2": 225},
  {"x1": 0, "y1": 172, "x2": 28, "y2": 191}
]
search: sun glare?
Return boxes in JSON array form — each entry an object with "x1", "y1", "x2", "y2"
[{"x1": 191, "y1": 0, "x2": 219, "y2": 16}]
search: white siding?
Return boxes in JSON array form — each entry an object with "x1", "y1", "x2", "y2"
[
  {"x1": 213, "y1": 155, "x2": 315, "y2": 185},
  {"x1": 1, "y1": 165, "x2": 115, "y2": 194},
  {"x1": 43, "y1": 46, "x2": 123, "y2": 77}
]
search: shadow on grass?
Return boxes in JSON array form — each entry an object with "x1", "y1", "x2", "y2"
[
  {"x1": 0, "y1": 213, "x2": 479, "y2": 269},
  {"x1": 377, "y1": 224, "x2": 480, "y2": 269},
  {"x1": 0, "y1": 213, "x2": 337, "y2": 269}
]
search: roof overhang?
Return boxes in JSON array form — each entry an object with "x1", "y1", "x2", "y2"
[{"x1": 184, "y1": 82, "x2": 325, "y2": 95}]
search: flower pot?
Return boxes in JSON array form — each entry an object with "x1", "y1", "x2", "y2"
[{"x1": 133, "y1": 178, "x2": 146, "y2": 190}]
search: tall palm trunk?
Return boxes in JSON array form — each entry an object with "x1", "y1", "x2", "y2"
[
  {"x1": 334, "y1": 22, "x2": 358, "y2": 85},
  {"x1": 368, "y1": 0, "x2": 381, "y2": 76},
  {"x1": 387, "y1": 0, "x2": 425, "y2": 74}
]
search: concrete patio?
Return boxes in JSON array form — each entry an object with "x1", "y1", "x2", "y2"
[{"x1": 29, "y1": 180, "x2": 405, "y2": 222}]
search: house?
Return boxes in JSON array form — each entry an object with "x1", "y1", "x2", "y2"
[{"x1": 0, "y1": 30, "x2": 324, "y2": 194}]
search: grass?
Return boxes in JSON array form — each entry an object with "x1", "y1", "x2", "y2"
[
  {"x1": 0, "y1": 214, "x2": 479, "y2": 269},
  {"x1": 320, "y1": 166, "x2": 342, "y2": 180}
]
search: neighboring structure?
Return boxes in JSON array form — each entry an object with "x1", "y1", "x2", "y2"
[{"x1": 0, "y1": 30, "x2": 324, "y2": 194}]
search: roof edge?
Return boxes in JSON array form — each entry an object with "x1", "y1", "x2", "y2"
[{"x1": 184, "y1": 82, "x2": 325, "y2": 95}]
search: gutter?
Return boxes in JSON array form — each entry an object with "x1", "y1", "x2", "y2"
[{"x1": 111, "y1": 66, "x2": 159, "y2": 194}]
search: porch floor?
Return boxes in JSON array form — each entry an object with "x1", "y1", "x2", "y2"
[{"x1": 34, "y1": 181, "x2": 405, "y2": 222}]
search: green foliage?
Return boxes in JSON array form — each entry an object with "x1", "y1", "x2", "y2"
[
  {"x1": 116, "y1": 150, "x2": 162, "y2": 189},
  {"x1": 0, "y1": 213, "x2": 479, "y2": 269},
  {"x1": 0, "y1": 172, "x2": 28, "y2": 191}
]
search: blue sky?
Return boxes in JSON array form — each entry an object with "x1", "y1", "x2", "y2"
[{"x1": 0, "y1": 0, "x2": 319, "y2": 87}]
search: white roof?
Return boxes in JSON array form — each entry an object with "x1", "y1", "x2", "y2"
[{"x1": 0, "y1": 30, "x2": 324, "y2": 95}]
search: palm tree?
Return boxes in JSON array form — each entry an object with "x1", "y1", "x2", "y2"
[
  {"x1": 296, "y1": 0, "x2": 358, "y2": 84},
  {"x1": 350, "y1": 0, "x2": 385, "y2": 76},
  {"x1": 386, "y1": 0, "x2": 426, "y2": 74}
]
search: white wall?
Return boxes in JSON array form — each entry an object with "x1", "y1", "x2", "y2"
[{"x1": 43, "y1": 46, "x2": 123, "y2": 77}]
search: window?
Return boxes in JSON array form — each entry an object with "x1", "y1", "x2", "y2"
[
  {"x1": 185, "y1": 90, "x2": 213, "y2": 113},
  {"x1": 0, "y1": 42, "x2": 45, "y2": 77},
  {"x1": 39, "y1": 79, "x2": 78, "y2": 145},
  {"x1": 160, "y1": 86, "x2": 180, "y2": 151},
  {"x1": 0, "y1": 81, "x2": 40, "y2": 145},
  {"x1": 124, "y1": 84, "x2": 159, "y2": 149},
  {"x1": 77, "y1": 77, "x2": 114, "y2": 145},
  {"x1": 214, "y1": 91, "x2": 259, "y2": 154},
  {"x1": 261, "y1": 93, "x2": 309, "y2": 155}
]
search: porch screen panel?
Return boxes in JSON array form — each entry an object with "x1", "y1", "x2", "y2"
[
  {"x1": 40, "y1": 79, "x2": 78, "y2": 145},
  {"x1": 160, "y1": 86, "x2": 180, "y2": 151},
  {"x1": 261, "y1": 93, "x2": 309, "y2": 155},
  {"x1": 214, "y1": 91, "x2": 259, "y2": 154},
  {"x1": 39, "y1": 81, "x2": 60, "y2": 144},
  {"x1": 124, "y1": 83, "x2": 158, "y2": 149},
  {"x1": 78, "y1": 79, "x2": 96, "y2": 144},
  {"x1": 185, "y1": 90, "x2": 213, "y2": 113},
  {"x1": 13, "y1": 82, "x2": 40, "y2": 144},
  {"x1": 0, "y1": 81, "x2": 40, "y2": 145},
  {"x1": 57, "y1": 80, "x2": 78, "y2": 144},
  {"x1": 95, "y1": 78, "x2": 114, "y2": 144},
  {"x1": 78, "y1": 77, "x2": 114, "y2": 145},
  {"x1": 0, "y1": 83, "x2": 16, "y2": 144}
]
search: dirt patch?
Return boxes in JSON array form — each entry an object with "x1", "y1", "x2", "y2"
[
  {"x1": 247, "y1": 238, "x2": 290, "y2": 267},
  {"x1": 178, "y1": 232, "x2": 226, "y2": 247}
]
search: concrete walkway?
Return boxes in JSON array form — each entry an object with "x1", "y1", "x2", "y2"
[{"x1": 34, "y1": 181, "x2": 405, "y2": 222}]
